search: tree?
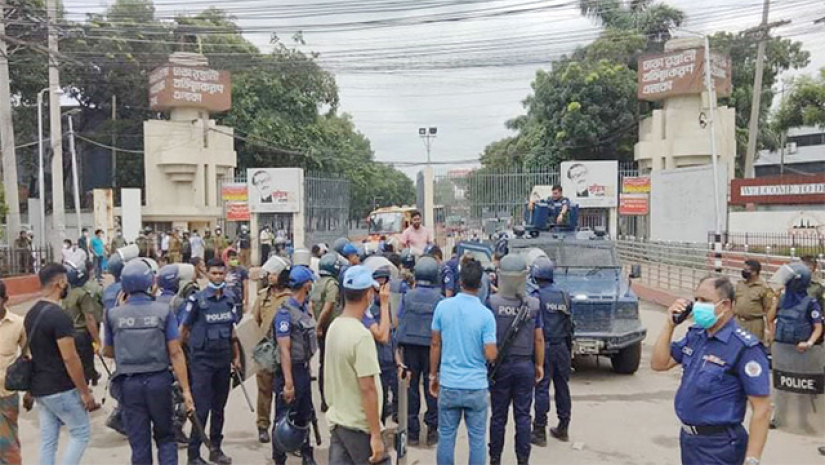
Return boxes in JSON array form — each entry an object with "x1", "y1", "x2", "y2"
[
  {"x1": 774, "y1": 68, "x2": 825, "y2": 131},
  {"x1": 579, "y1": 0, "x2": 684, "y2": 50}
]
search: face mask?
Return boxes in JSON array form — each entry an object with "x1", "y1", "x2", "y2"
[
  {"x1": 741, "y1": 270, "x2": 752, "y2": 280},
  {"x1": 63, "y1": 244, "x2": 70, "y2": 249},
  {"x1": 117, "y1": 232, "x2": 123, "y2": 237},
  {"x1": 60, "y1": 283, "x2": 69, "y2": 300},
  {"x1": 692, "y1": 301, "x2": 720, "y2": 329},
  {"x1": 208, "y1": 281, "x2": 226, "y2": 290},
  {"x1": 229, "y1": 259, "x2": 239, "y2": 267}
]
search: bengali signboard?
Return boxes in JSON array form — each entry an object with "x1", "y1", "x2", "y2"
[
  {"x1": 622, "y1": 176, "x2": 651, "y2": 194},
  {"x1": 638, "y1": 48, "x2": 732, "y2": 101},
  {"x1": 560, "y1": 161, "x2": 618, "y2": 208},
  {"x1": 149, "y1": 65, "x2": 231, "y2": 112},
  {"x1": 730, "y1": 174, "x2": 825, "y2": 205},
  {"x1": 226, "y1": 202, "x2": 250, "y2": 222},
  {"x1": 221, "y1": 183, "x2": 248, "y2": 202},
  {"x1": 247, "y1": 168, "x2": 304, "y2": 213},
  {"x1": 619, "y1": 194, "x2": 649, "y2": 216}
]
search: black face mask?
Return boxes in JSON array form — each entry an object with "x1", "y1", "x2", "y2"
[
  {"x1": 741, "y1": 270, "x2": 752, "y2": 280},
  {"x1": 60, "y1": 283, "x2": 69, "y2": 299}
]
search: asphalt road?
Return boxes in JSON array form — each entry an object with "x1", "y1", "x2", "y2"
[{"x1": 12, "y1": 300, "x2": 825, "y2": 465}]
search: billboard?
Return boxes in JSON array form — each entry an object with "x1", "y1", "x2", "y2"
[
  {"x1": 149, "y1": 65, "x2": 231, "y2": 112},
  {"x1": 619, "y1": 194, "x2": 649, "y2": 216},
  {"x1": 560, "y1": 161, "x2": 618, "y2": 208},
  {"x1": 730, "y1": 174, "x2": 825, "y2": 205},
  {"x1": 622, "y1": 176, "x2": 651, "y2": 194},
  {"x1": 221, "y1": 183, "x2": 248, "y2": 202},
  {"x1": 638, "y1": 48, "x2": 732, "y2": 101},
  {"x1": 247, "y1": 168, "x2": 304, "y2": 213}
]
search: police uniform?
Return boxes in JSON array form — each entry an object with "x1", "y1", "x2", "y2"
[
  {"x1": 363, "y1": 298, "x2": 398, "y2": 424},
  {"x1": 62, "y1": 286, "x2": 99, "y2": 383},
  {"x1": 253, "y1": 287, "x2": 290, "y2": 434},
  {"x1": 156, "y1": 288, "x2": 189, "y2": 443},
  {"x1": 168, "y1": 235, "x2": 182, "y2": 263},
  {"x1": 488, "y1": 294, "x2": 542, "y2": 464},
  {"x1": 441, "y1": 257, "x2": 459, "y2": 297},
  {"x1": 809, "y1": 280, "x2": 825, "y2": 315},
  {"x1": 310, "y1": 274, "x2": 340, "y2": 411},
  {"x1": 103, "y1": 281, "x2": 123, "y2": 313},
  {"x1": 734, "y1": 279, "x2": 773, "y2": 345},
  {"x1": 272, "y1": 296, "x2": 318, "y2": 464},
  {"x1": 670, "y1": 319, "x2": 770, "y2": 464},
  {"x1": 547, "y1": 196, "x2": 571, "y2": 226},
  {"x1": 532, "y1": 283, "x2": 573, "y2": 435},
  {"x1": 107, "y1": 293, "x2": 180, "y2": 464},
  {"x1": 775, "y1": 292, "x2": 823, "y2": 345},
  {"x1": 396, "y1": 283, "x2": 443, "y2": 443},
  {"x1": 181, "y1": 286, "x2": 237, "y2": 463},
  {"x1": 136, "y1": 234, "x2": 150, "y2": 258}
]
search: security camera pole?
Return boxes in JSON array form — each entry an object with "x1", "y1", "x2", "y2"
[
  {"x1": 419, "y1": 127, "x2": 437, "y2": 166},
  {"x1": 418, "y1": 127, "x2": 437, "y2": 230}
]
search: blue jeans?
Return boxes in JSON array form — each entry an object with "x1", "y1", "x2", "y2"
[
  {"x1": 437, "y1": 388, "x2": 488, "y2": 465},
  {"x1": 36, "y1": 389, "x2": 91, "y2": 465}
]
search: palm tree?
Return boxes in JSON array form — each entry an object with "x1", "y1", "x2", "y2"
[{"x1": 579, "y1": 0, "x2": 684, "y2": 46}]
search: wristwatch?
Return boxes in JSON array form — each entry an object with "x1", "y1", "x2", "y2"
[{"x1": 744, "y1": 457, "x2": 759, "y2": 465}]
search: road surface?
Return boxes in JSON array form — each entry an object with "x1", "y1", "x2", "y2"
[{"x1": 12, "y1": 300, "x2": 824, "y2": 464}]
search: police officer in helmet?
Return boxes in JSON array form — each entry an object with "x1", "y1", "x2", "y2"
[
  {"x1": 769, "y1": 262, "x2": 823, "y2": 352},
  {"x1": 488, "y1": 255, "x2": 544, "y2": 465},
  {"x1": 652, "y1": 276, "x2": 771, "y2": 465},
  {"x1": 362, "y1": 267, "x2": 395, "y2": 424},
  {"x1": 273, "y1": 266, "x2": 319, "y2": 465},
  {"x1": 103, "y1": 252, "x2": 125, "y2": 312},
  {"x1": 62, "y1": 261, "x2": 102, "y2": 385},
  {"x1": 102, "y1": 259, "x2": 195, "y2": 465},
  {"x1": 530, "y1": 257, "x2": 573, "y2": 445},
  {"x1": 396, "y1": 256, "x2": 443, "y2": 446},
  {"x1": 311, "y1": 252, "x2": 343, "y2": 413},
  {"x1": 157, "y1": 265, "x2": 180, "y2": 306},
  {"x1": 180, "y1": 259, "x2": 242, "y2": 465}
]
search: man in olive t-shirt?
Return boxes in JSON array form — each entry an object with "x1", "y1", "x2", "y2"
[{"x1": 324, "y1": 266, "x2": 389, "y2": 465}]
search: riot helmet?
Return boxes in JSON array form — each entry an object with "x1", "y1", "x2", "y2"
[
  {"x1": 292, "y1": 248, "x2": 312, "y2": 268},
  {"x1": 498, "y1": 254, "x2": 528, "y2": 298},
  {"x1": 107, "y1": 253, "x2": 125, "y2": 281},
  {"x1": 786, "y1": 262, "x2": 812, "y2": 292},
  {"x1": 157, "y1": 265, "x2": 180, "y2": 294},
  {"x1": 400, "y1": 249, "x2": 416, "y2": 270},
  {"x1": 272, "y1": 408, "x2": 309, "y2": 453},
  {"x1": 318, "y1": 253, "x2": 341, "y2": 278},
  {"x1": 332, "y1": 238, "x2": 349, "y2": 256},
  {"x1": 64, "y1": 261, "x2": 88, "y2": 288},
  {"x1": 121, "y1": 259, "x2": 155, "y2": 295},
  {"x1": 530, "y1": 256, "x2": 555, "y2": 283},
  {"x1": 414, "y1": 256, "x2": 439, "y2": 286}
]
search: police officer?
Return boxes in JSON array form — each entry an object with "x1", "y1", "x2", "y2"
[
  {"x1": 399, "y1": 249, "x2": 416, "y2": 287},
  {"x1": 157, "y1": 264, "x2": 191, "y2": 444},
  {"x1": 171, "y1": 263, "x2": 200, "y2": 326},
  {"x1": 103, "y1": 259, "x2": 195, "y2": 465},
  {"x1": 651, "y1": 275, "x2": 771, "y2": 465},
  {"x1": 103, "y1": 252, "x2": 127, "y2": 436},
  {"x1": 363, "y1": 267, "x2": 396, "y2": 424},
  {"x1": 530, "y1": 257, "x2": 573, "y2": 445},
  {"x1": 802, "y1": 256, "x2": 825, "y2": 311},
  {"x1": 136, "y1": 227, "x2": 152, "y2": 258},
  {"x1": 396, "y1": 256, "x2": 443, "y2": 446},
  {"x1": 734, "y1": 260, "x2": 773, "y2": 345},
  {"x1": 62, "y1": 261, "x2": 102, "y2": 385},
  {"x1": 771, "y1": 262, "x2": 823, "y2": 350},
  {"x1": 311, "y1": 252, "x2": 342, "y2": 413},
  {"x1": 252, "y1": 256, "x2": 291, "y2": 443},
  {"x1": 441, "y1": 248, "x2": 459, "y2": 298},
  {"x1": 488, "y1": 255, "x2": 544, "y2": 465},
  {"x1": 273, "y1": 266, "x2": 319, "y2": 465},
  {"x1": 157, "y1": 265, "x2": 180, "y2": 305},
  {"x1": 180, "y1": 258, "x2": 241, "y2": 465}
]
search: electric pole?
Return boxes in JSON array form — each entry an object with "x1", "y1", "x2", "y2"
[
  {"x1": 418, "y1": 126, "x2": 437, "y2": 164},
  {"x1": 0, "y1": 0, "x2": 21, "y2": 238},
  {"x1": 47, "y1": 0, "x2": 65, "y2": 246},
  {"x1": 743, "y1": 0, "x2": 789, "y2": 178}
]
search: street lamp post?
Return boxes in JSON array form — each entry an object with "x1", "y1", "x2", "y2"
[
  {"x1": 65, "y1": 109, "x2": 82, "y2": 240},
  {"x1": 419, "y1": 126, "x2": 437, "y2": 164},
  {"x1": 37, "y1": 86, "x2": 63, "y2": 250}
]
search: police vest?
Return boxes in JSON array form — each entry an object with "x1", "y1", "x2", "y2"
[
  {"x1": 368, "y1": 302, "x2": 396, "y2": 368},
  {"x1": 397, "y1": 286, "x2": 443, "y2": 346},
  {"x1": 489, "y1": 294, "x2": 540, "y2": 357},
  {"x1": 281, "y1": 301, "x2": 319, "y2": 364},
  {"x1": 537, "y1": 286, "x2": 573, "y2": 345},
  {"x1": 442, "y1": 259, "x2": 459, "y2": 295},
  {"x1": 188, "y1": 291, "x2": 236, "y2": 355},
  {"x1": 102, "y1": 282, "x2": 122, "y2": 312},
  {"x1": 775, "y1": 295, "x2": 815, "y2": 344},
  {"x1": 171, "y1": 282, "x2": 198, "y2": 320},
  {"x1": 109, "y1": 300, "x2": 171, "y2": 376}
]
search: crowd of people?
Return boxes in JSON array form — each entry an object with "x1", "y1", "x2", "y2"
[{"x1": 0, "y1": 206, "x2": 823, "y2": 465}]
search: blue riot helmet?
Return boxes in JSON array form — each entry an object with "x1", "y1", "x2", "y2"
[
  {"x1": 157, "y1": 264, "x2": 180, "y2": 294},
  {"x1": 357, "y1": 244, "x2": 369, "y2": 263},
  {"x1": 531, "y1": 256, "x2": 555, "y2": 283},
  {"x1": 414, "y1": 256, "x2": 439, "y2": 286},
  {"x1": 423, "y1": 244, "x2": 435, "y2": 256},
  {"x1": 373, "y1": 266, "x2": 392, "y2": 282},
  {"x1": 318, "y1": 252, "x2": 341, "y2": 278},
  {"x1": 273, "y1": 408, "x2": 309, "y2": 453},
  {"x1": 342, "y1": 243, "x2": 359, "y2": 260},
  {"x1": 495, "y1": 236, "x2": 509, "y2": 257},
  {"x1": 121, "y1": 259, "x2": 156, "y2": 295},
  {"x1": 107, "y1": 253, "x2": 125, "y2": 281},
  {"x1": 400, "y1": 249, "x2": 416, "y2": 270},
  {"x1": 332, "y1": 238, "x2": 349, "y2": 256},
  {"x1": 288, "y1": 266, "x2": 316, "y2": 289},
  {"x1": 498, "y1": 254, "x2": 528, "y2": 298},
  {"x1": 64, "y1": 261, "x2": 88, "y2": 288},
  {"x1": 786, "y1": 262, "x2": 812, "y2": 292}
]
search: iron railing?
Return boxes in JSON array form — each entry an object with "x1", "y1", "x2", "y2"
[
  {"x1": 711, "y1": 231, "x2": 825, "y2": 257},
  {"x1": 0, "y1": 246, "x2": 54, "y2": 277}
]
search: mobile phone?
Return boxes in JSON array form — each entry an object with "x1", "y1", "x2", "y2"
[{"x1": 672, "y1": 302, "x2": 694, "y2": 325}]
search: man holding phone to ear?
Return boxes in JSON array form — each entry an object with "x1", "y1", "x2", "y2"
[{"x1": 651, "y1": 275, "x2": 770, "y2": 465}]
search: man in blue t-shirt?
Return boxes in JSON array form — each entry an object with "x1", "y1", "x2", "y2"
[
  {"x1": 90, "y1": 229, "x2": 107, "y2": 282},
  {"x1": 429, "y1": 260, "x2": 498, "y2": 465}
]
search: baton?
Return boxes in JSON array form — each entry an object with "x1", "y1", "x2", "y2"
[
  {"x1": 310, "y1": 402, "x2": 322, "y2": 446},
  {"x1": 232, "y1": 368, "x2": 255, "y2": 412},
  {"x1": 188, "y1": 410, "x2": 214, "y2": 451},
  {"x1": 96, "y1": 352, "x2": 113, "y2": 404}
]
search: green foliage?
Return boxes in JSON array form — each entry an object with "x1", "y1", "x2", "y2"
[
  {"x1": 774, "y1": 68, "x2": 825, "y2": 131},
  {"x1": 579, "y1": 0, "x2": 684, "y2": 50}
]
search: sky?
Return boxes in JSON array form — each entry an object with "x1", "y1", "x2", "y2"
[{"x1": 63, "y1": 0, "x2": 825, "y2": 179}]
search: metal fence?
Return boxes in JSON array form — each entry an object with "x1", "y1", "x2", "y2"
[
  {"x1": 430, "y1": 163, "x2": 641, "y2": 239},
  {"x1": 616, "y1": 236, "x2": 824, "y2": 296},
  {"x1": 0, "y1": 246, "x2": 54, "y2": 277},
  {"x1": 711, "y1": 231, "x2": 825, "y2": 257}
]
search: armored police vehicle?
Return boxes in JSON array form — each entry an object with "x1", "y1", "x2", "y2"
[{"x1": 463, "y1": 201, "x2": 646, "y2": 374}]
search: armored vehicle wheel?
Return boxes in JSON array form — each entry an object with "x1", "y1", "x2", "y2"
[{"x1": 610, "y1": 342, "x2": 641, "y2": 374}]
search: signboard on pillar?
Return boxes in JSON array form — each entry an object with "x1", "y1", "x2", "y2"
[
  {"x1": 247, "y1": 168, "x2": 303, "y2": 213},
  {"x1": 638, "y1": 48, "x2": 732, "y2": 101},
  {"x1": 120, "y1": 189, "x2": 142, "y2": 243},
  {"x1": 560, "y1": 161, "x2": 618, "y2": 208},
  {"x1": 149, "y1": 65, "x2": 232, "y2": 112},
  {"x1": 93, "y1": 189, "x2": 114, "y2": 243}
]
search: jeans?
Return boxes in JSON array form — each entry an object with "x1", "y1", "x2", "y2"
[
  {"x1": 36, "y1": 389, "x2": 91, "y2": 465},
  {"x1": 93, "y1": 255, "x2": 103, "y2": 281},
  {"x1": 437, "y1": 388, "x2": 488, "y2": 465}
]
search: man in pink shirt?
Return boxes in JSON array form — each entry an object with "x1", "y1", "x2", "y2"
[{"x1": 400, "y1": 211, "x2": 433, "y2": 253}]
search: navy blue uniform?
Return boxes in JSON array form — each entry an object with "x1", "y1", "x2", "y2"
[
  {"x1": 670, "y1": 319, "x2": 770, "y2": 465},
  {"x1": 273, "y1": 297, "x2": 317, "y2": 465},
  {"x1": 532, "y1": 284, "x2": 573, "y2": 430},
  {"x1": 105, "y1": 294, "x2": 180, "y2": 465},
  {"x1": 102, "y1": 281, "x2": 122, "y2": 313},
  {"x1": 441, "y1": 257, "x2": 459, "y2": 296},
  {"x1": 488, "y1": 294, "x2": 542, "y2": 463},
  {"x1": 181, "y1": 287, "x2": 237, "y2": 462},
  {"x1": 363, "y1": 300, "x2": 398, "y2": 424}
]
